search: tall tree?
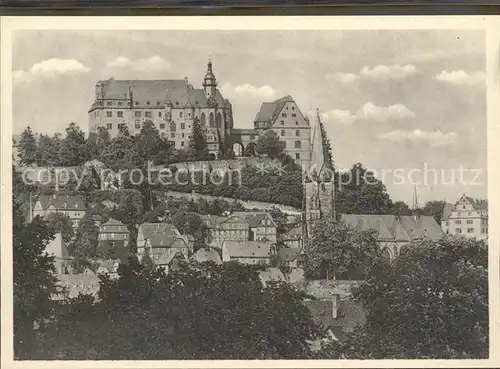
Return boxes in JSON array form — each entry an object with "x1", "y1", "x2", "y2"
[
  {"x1": 343, "y1": 235, "x2": 488, "y2": 359},
  {"x1": 35, "y1": 134, "x2": 62, "y2": 167},
  {"x1": 18, "y1": 126, "x2": 37, "y2": 165},
  {"x1": 13, "y1": 166, "x2": 57, "y2": 357},
  {"x1": 335, "y1": 163, "x2": 393, "y2": 215},
  {"x1": 71, "y1": 213, "x2": 99, "y2": 259},
  {"x1": 303, "y1": 218, "x2": 388, "y2": 280},
  {"x1": 244, "y1": 142, "x2": 257, "y2": 157},
  {"x1": 422, "y1": 200, "x2": 446, "y2": 223},
  {"x1": 135, "y1": 120, "x2": 172, "y2": 165},
  {"x1": 45, "y1": 212, "x2": 74, "y2": 243},
  {"x1": 59, "y1": 123, "x2": 86, "y2": 166},
  {"x1": 388, "y1": 201, "x2": 412, "y2": 216},
  {"x1": 256, "y1": 130, "x2": 285, "y2": 158},
  {"x1": 101, "y1": 134, "x2": 144, "y2": 174},
  {"x1": 188, "y1": 117, "x2": 210, "y2": 161}
]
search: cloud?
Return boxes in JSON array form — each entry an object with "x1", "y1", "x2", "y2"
[
  {"x1": 356, "y1": 102, "x2": 415, "y2": 122},
  {"x1": 327, "y1": 72, "x2": 360, "y2": 86},
  {"x1": 314, "y1": 109, "x2": 356, "y2": 125},
  {"x1": 434, "y1": 70, "x2": 485, "y2": 86},
  {"x1": 13, "y1": 58, "x2": 90, "y2": 83},
  {"x1": 378, "y1": 129, "x2": 458, "y2": 148},
  {"x1": 360, "y1": 64, "x2": 417, "y2": 81},
  {"x1": 106, "y1": 56, "x2": 171, "y2": 71},
  {"x1": 221, "y1": 82, "x2": 276, "y2": 100}
]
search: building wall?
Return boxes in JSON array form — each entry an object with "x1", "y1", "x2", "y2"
[
  {"x1": 89, "y1": 99, "x2": 231, "y2": 158},
  {"x1": 231, "y1": 256, "x2": 269, "y2": 265},
  {"x1": 33, "y1": 202, "x2": 85, "y2": 228},
  {"x1": 444, "y1": 197, "x2": 488, "y2": 239}
]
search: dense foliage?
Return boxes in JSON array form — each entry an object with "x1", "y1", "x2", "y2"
[{"x1": 36, "y1": 261, "x2": 320, "y2": 360}]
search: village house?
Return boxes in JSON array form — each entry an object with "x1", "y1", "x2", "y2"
[
  {"x1": 51, "y1": 273, "x2": 101, "y2": 304},
  {"x1": 441, "y1": 194, "x2": 488, "y2": 240},
  {"x1": 258, "y1": 267, "x2": 286, "y2": 288},
  {"x1": 32, "y1": 194, "x2": 86, "y2": 228},
  {"x1": 98, "y1": 218, "x2": 130, "y2": 256},
  {"x1": 96, "y1": 259, "x2": 121, "y2": 278},
  {"x1": 200, "y1": 214, "x2": 249, "y2": 248},
  {"x1": 340, "y1": 214, "x2": 443, "y2": 261},
  {"x1": 221, "y1": 241, "x2": 272, "y2": 265},
  {"x1": 279, "y1": 224, "x2": 302, "y2": 249},
  {"x1": 139, "y1": 234, "x2": 190, "y2": 272},
  {"x1": 232, "y1": 212, "x2": 278, "y2": 242}
]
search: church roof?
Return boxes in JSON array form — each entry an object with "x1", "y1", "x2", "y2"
[
  {"x1": 254, "y1": 95, "x2": 294, "y2": 123},
  {"x1": 96, "y1": 77, "x2": 231, "y2": 110}
]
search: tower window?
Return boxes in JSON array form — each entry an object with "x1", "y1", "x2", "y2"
[
  {"x1": 171, "y1": 133, "x2": 175, "y2": 138},
  {"x1": 135, "y1": 102, "x2": 139, "y2": 105}
]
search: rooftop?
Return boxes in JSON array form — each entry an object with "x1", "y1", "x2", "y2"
[
  {"x1": 37, "y1": 194, "x2": 85, "y2": 211},
  {"x1": 223, "y1": 241, "x2": 272, "y2": 258}
]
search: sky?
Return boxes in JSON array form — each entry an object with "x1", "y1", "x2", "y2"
[{"x1": 12, "y1": 29, "x2": 487, "y2": 205}]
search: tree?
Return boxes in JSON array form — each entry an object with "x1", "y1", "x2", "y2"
[
  {"x1": 343, "y1": 235, "x2": 488, "y2": 359},
  {"x1": 18, "y1": 126, "x2": 37, "y2": 165},
  {"x1": 335, "y1": 163, "x2": 393, "y2": 215},
  {"x1": 303, "y1": 218, "x2": 388, "y2": 280},
  {"x1": 59, "y1": 122, "x2": 86, "y2": 166},
  {"x1": 388, "y1": 201, "x2": 412, "y2": 216},
  {"x1": 135, "y1": 120, "x2": 172, "y2": 164},
  {"x1": 188, "y1": 117, "x2": 210, "y2": 161},
  {"x1": 71, "y1": 213, "x2": 99, "y2": 259},
  {"x1": 35, "y1": 134, "x2": 62, "y2": 167},
  {"x1": 82, "y1": 132, "x2": 101, "y2": 163},
  {"x1": 13, "y1": 166, "x2": 57, "y2": 357},
  {"x1": 256, "y1": 130, "x2": 285, "y2": 158},
  {"x1": 422, "y1": 200, "x2": 446, "y2": 223},
  {"x1": 45, "y1": 212, "x2": 74, "y2": 243},
  {"x1": 101, "y1": 134, "x2": 144, "y2": 174},
  {"x1": 40, "y1": 261, "x2": 320, "y2": 359},
  {"x1": 244, "y1": 142, "x2": 257, "y2": 157}
]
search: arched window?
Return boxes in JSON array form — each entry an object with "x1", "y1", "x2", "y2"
[
  {"x1": 209, "y1": 112, "x2": 215, "y2": 128},
  {"x1": 216, "y1": 113, "x2": 222, "y2": 129},
  {"x1": 170, "y1": 122, "x2": 176, "y2": 132},
  {"x1": 294, "y1": 140, "x2": 301, "y2": 149},
  {"x1": 200, "y1": 113, "x2": 206, "y2": 127}
]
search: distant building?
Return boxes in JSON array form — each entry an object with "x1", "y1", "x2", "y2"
[
  {"x1": 443, "y1": 194, "x2": 488, "y2": 240},
  {"x1": 136, "y1": 222, "x2": 181, "y2": 249},
  {"x1": 221, "y1": 241, "x2": 272, "y2": 265},
  {"x1": 279, "y1": 224, "x2": 302, "y2": 249},
  {"x1": 33, "y1": 194, "x2": 86, "y2": 228},
  {"x1": 340, "y1": 214, "x2": 443, "y2": 260},
  {"x1": 52, "y1": 274, "x2": 100, "y2": 304},
  {"x1": 140, "y1": 234, "x2": 190, "y2": 272},
  {"x1": 232, "y1": 211, "x2": 278, "y2": 242},
  {"x1": 88, "y1": 60, "x2": 233, "y2": 158},
  {"x1": 96, "y1": 259, "x2": 121, "y2": 277},
  {"x1": 98, "y1": 218, "x2": 131, "y2": 257},
  {"x1": 200, "y1": 214, "x2": 249, "y2": 247},
  {"x1": 277, "y1": 247, "x2": 302, "y2": 270},
  {"x1": 258, "y1": 267, "x2": 286, "y2": 288},
  {"x1": 232, "y1": 95, "x2": 312, "y2": 168}
]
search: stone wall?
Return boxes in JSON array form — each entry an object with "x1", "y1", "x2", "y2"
[{"x1": 153, "y1": 157, "x2": 281, "y2": 174}]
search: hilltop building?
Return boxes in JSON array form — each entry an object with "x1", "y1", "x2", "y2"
[
  {"x1": 441, "y1": 194, "x2": 488, "y2": 240},
  {"x1": 88, "y1": 60, "x2": 233, "y2": 158},
  {"x1": 232, "y1": 95, "x2": 312, "y2": 168}
]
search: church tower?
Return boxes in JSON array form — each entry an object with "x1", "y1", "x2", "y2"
[
  {"x1": 303, "y1": 109, "x2": 335, "y2": 240},
  {"x1": 202, "y1": 58, "x2": 218, "y2": 99}
]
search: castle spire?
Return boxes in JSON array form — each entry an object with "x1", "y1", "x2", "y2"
[{"x1": 203, "y1": 57, "x2": 217, "y2": 98}]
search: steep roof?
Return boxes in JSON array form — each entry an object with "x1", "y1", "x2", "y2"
[
  {"x1": 441, "y1": 203, "x2": 454, "y2": 221},
  {"x1": 232, "y1": 211, "x2": 276, "y2": 228},
  {"x1": 304, "y1": 298, "x2": 367, "y2": 342},
  {"x1": 100, "y1": 218, "x2": 129, "y2": 233},
  {"x1": 54, "y1": 274, "x2": 100, "y2": 300},
  {"x1": 193, "y1": 248, "x2": 222, "y2": 265},
  {"x1": 97, "y1": 78, "x2": 230, "y2": 110},
  {"x1": 146, "y1": 234, "x2": 187, "y2": 248},
  {"x1": 200, "y1": 214, "x2": 248, "y2": 229},
  {"x1": 45, "y1": 233, "x2": 70, "y2": 259},
  {"x1": 223, "y1": 241, "x2": 271, "y2": 258},
  {"x1": 254, "y1": 95, "x2": 294, "y2": 123},
  {"x1": 278, "y1": 247, "x2": 301, "y2": 262},
  {"x1": 138, "y1": 223, "x2": 180, "y2": 238},
  {"x1": 37, "y1": 194, "x2": 85, "y2": 211},
  {"x1": 151, "y1": 248, "x2": 188, "y2": 266},
  {"x1": 340, "y1": 214, "x2": 443, "y2": 242}
]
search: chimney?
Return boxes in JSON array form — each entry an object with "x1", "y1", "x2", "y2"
[{"x1": 332, "y1": 293, "x2": 340, "y2": 319}]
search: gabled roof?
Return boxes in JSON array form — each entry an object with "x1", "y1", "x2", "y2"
[
  {"x1": 259, "y1": 267, "x2": 286, "y2": 287},
  {"x1": 138, "y1": 223, "x2": 180, "y2": 238},
  {"x1": 151, "y1": 248, "x2": 189, "y2": 266},
  {"x1": 223, "y1": 241, "x2": 271, "y2": 258},
  {"x1": 193, "y1": 248, "x2": 222, "y2": 265},
  {"x1": 254, "y1": 95, "x2": 294, "y2": 123},
  {"x1": 97, "y1": 259, "x2": 121, "y2": 274},
  {"x1": 340, "y1": 214, "x2": 443, "y2": 242},
  {"x1": 100, "y1": 218, "x2": 129, "y2": 233},
  {"x1": 146, "y1": 234, "x2": 187, "y2": 248},
  {"x1": 45, "y1": 233, "x2": 70, "y2": 259},
  {"x1": 278, "y1": 247, "x2": 301, "y2": 262},
  {"x1": 37, "y1": 195, "x2": 85, "y2": 211},
  {"x1": 232, "y1": 212, "x2": 276, "y2": 228},
  {"x1": 200, "y1": 214, "x2": 248, "y2": 229}
]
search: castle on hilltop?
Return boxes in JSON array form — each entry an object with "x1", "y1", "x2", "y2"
[{"x1": 88, "y1": 59, "x2": 312, "y2": 167}]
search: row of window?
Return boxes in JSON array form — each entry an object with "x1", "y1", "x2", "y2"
[
  {"x1": 280, "y1": 129, "x2": 302, "y2": 137},
  {"x1": 455, "y1": 228, "x2": 475, "y2": 234},
  {"x1": 280, "y1": 120, "x2": 301, "y2": 126},
  {"x1": 455, "y1": 220, "x2": 475, "y2": 224},
  {"x1": 281, "y1": 112, "x2": 297, "y2": 118}
]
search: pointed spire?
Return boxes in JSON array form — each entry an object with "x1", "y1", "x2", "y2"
[{"x1": 310, "y1": 108, "x2": 326, "y2": 176}]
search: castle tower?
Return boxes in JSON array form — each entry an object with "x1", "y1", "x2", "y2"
[
  {"x1": 202, "y1": 58, "x2": 218, "y2": 99},
  {"x1": 303, "y1": 109, "x2": 335, "y2": 239}
]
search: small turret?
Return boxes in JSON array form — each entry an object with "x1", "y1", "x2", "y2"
[{"x1": 202, "y1": 58, "x2": 218, "y2": 99}]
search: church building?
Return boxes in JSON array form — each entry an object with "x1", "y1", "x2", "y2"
[{"x1": 88, "y1": 60, "x2": 234, "y2": 158}]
